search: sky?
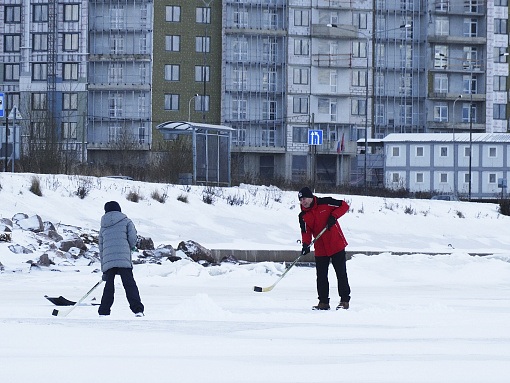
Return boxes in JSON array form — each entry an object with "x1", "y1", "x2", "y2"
[{"x1": 0, "y1": 172, "x2": 509, "y2": 383}]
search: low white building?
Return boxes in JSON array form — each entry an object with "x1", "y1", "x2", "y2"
[{"x1": 382, "y1": 133, "x2": 510, "y2": 200}]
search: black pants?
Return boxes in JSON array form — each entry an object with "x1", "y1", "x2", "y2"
[
  {"x1": 315, "y1": 250, "x2": 351, "y2": 304},
  {"x1": 98, "y1": 267, "x2": 144, "y2": 315}
]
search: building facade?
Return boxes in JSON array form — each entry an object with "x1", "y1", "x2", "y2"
[{"x1": 383, "y1": 132, "x2": 510, "y2": 199}]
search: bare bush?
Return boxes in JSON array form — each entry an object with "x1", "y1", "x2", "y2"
[
  {"x1": 177, "y1": 194, "x2": 188, "y2": 203},
  {"x1": 29, "y1": 176, "x2": 42, "y2": 196},
  {"x1": 151, "y1": 190, "x2": 167, "y2": 203},
  {"x1": 126, "y1": 190, "x2": 142, "y2": 203}
]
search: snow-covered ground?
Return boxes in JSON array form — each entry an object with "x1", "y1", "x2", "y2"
[{"x1": 0, "y1": 173, "x2": 509, "y2": 382}]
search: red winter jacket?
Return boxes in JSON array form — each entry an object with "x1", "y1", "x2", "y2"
[{"x1": 299, "y1": 196, "x2": 349, "y2": 256}]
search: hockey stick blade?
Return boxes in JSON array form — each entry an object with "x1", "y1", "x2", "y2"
[{"x1": 51, "y1": 280, "x2": 103, "y2": 317}]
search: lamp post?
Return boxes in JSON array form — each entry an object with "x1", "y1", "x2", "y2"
[
  {"x1": 188, "y1": 94, "x2": 199, "y2": 122},
  {"x1": 327, "y1": 23, "x2": 410, "y2": 194},
  {"x1": 452, "y1": 94, "x2": 462, "y2": 197}
]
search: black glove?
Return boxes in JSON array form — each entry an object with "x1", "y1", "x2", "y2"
[
  {"x1": 327, "y1": 215, "x2": 337, "y2": 230},
  {"x1": 102, "y1": 272, "x2": 108, "y2": 281},
  {"x1": 301, "y1": 243, "x2": 310, "y2": 256}
]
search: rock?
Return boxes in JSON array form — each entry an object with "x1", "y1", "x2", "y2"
[
  {"x1": 177, "y1": 240, "x2": 215, "y2": 263},
  {"x1": 17, "y1": 215, "x2": 44, "y2": 232},
  {"x1": 37, "y1": 254, "x2": 55, "y2": 266},
  {"x1": 8, "y1": 244, "x2": 34, "y2": 254},
  {"x1": 136, "y1": 236, "x2": 154, "y2": 250},
  {"x1": 59, "y1": 236, "x2": 87, "y2": 252}
]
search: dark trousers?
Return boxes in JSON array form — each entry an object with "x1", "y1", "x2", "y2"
[
  {"x1": 98, "y1": 267, "x2": 144, "y2": 315},
  {"x1": 315, "y1": 250, "x2": 351, "y2": 304}
]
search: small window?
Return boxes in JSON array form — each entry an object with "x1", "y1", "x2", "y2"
[
  {"x1": 489, "y1": 173, "x2": 497, "y2": 183},
  {"x1": 63, "y1": 93, "x2": 78, "y2": 110},
  {"x1": 293, "y1": 126, "x2": 308, "y2": 144},
  {"x1": 63, "y1": 4, "x2": 79, "y2": 22},
  {"x1": 464, "y1": 173, "x2": 470, "y2": 183},
  {"x1": 416, "y1": 173, "x2": 424, "y2": 183},
  {"x1": 166, "y1": 6, "x2": 180, "y2": 22},
  {"x1": 164, "y1": 94, "x2": 179, "y2": 110},
  {"x1": 392, "y1": 147, "x2": 400, "y2": 157},
  {"x1": 440, "y1": 147, "x2": 448, "y2": 157},
  {"x1": 440, "y1": 173, "x2": 448, "y2": 183},
  {"x1": 196, "y1": 7, "x2": 210, "y2": 24},
  {"x1": 464, "y1": 147, "x2": 471, "y2": 157},
  {"x1": 416, "y1": 147, "x2": 424, "y2": 156},
  {"x1": 62, "y1": 122, "x2": 77, "y2": 139},
  {"x1": 195, "y1": 66, "x2": 210, "y2": 82},
  {"x1": 489, "y1": 147, "x2": 497, "y2": 157},
  {"x1": 63, "y1": 63, "x2": 79, "y2": 80},
  {"x1": 165, "y1": 36, "x2": 180, "y2": 52},
  {"x1": 164, "y1": 64, "x2": 180, "y2": 81},
  {"x1": 392, "y1": 173, "x2": 400, "y2": 182}
]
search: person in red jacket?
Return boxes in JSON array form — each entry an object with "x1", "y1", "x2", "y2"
[{"x1": 298, "y1": 186, "x2": 351, "y2": 310}]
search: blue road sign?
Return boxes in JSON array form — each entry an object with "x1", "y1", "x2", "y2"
[
  {"x1": 0, "y1": 93, "x2": 4, "y2": 118},
  {"x1": 308, "y1": 129, "x2": 323, "y2": 145}
]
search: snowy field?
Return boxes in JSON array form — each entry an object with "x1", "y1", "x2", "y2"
[{"x1": 0, "y1": 173, "x2": 509, "y2": 382}]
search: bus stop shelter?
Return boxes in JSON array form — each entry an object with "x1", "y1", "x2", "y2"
[{"x1": 156, "y1": 121, "x2": 233, "y2": 186}]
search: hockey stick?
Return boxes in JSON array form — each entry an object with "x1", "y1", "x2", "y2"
[
  {"x1": 253, "y1": 226, "x2": 328, "y2": 293},
  {"x1": 52, "y1": 279, "x2": 104, "y2": 317}
]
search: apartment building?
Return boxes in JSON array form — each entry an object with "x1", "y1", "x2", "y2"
[
  {"x1": 87, "y1": 0, "x2": 153, "y2": 164},
  {"x1": 222, "y1": 0, "x2": 287, "y2": 182},
  {"x1": 151, "y1": 0, "x2": 222, "y2": 152},
  {"x1": 0, "y1": 0, "x2": 88, "y2": 164}
]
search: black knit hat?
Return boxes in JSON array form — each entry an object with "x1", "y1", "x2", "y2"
[
  {"x1": 298, "y1": 187, "x2": 314, "y2": 200},
  {"x1": 104, "y1": 201, "x2": 121, "y2": 213}
]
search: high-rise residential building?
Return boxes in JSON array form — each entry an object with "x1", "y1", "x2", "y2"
[
  {"x1": 222, "y1": 0, "x2": 288, "y2": 182},
  {"x1": 87, "y1": 0, "x2": 153, "y2": 164},
  {"x1": 0, "y1": 0, "x2": 89, "y2": 164},
  {"x1": 151, "y1": 0, "x2": 222, "y2": 151}
]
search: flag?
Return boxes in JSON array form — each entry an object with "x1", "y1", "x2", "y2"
[{"x1": 337, "y1": 133, "x2": 345, "y2": 154}]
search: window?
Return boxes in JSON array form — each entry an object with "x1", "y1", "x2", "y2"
[
  {"x1": 495, "y1": 0, "x2": 508, "y2": 5},
  {"x1": 319, "y1": 98, "x2": 337, "y2": 122},
  {"x1": 260, "y1": 156, "x2": 274, "y2": 179},
  {"x1": 294, "y1": 39, "x2": 309, "y2": 56},
  {"x1": 4, "y1": 64, "x2": 20, "y2": 81},
  {"x1": 33, "y1": 4, "x2": 48, "y2": 22},
  {"x1": 110, "y1": 35, "x2": 124, "y2": 54},
  {"x1": 353, "y1": 12, "x2": 367, "y2": 29},
  {"x1": 294, "y1": 10, "x2": 309, "y2": 26},
  {"x1": 138, "y1": 94, "x2": 146, "y2": 118},
  {"x1": 33, "y1": 34, "x2": 48, "y2": 51},
  {"x1": 434, "y1": 45, "x2": 448, "y2": 68},
  {"x1": 108, "y1": 63, "x2": 123, "y2": 82},
  {"x1": 435, "y1": 17, "x2": 449, "y2": 35},
  {"x1": 392, "y1": 173, "x2": 400, "y2": 183},
  {"x1": 293, "y1": 68, "x2": 309, "y2": 85},
  {"x1": 63, "y1": 33, "x2": 79, "y2": 51},
  {"x1": 196, "y1": 95, "x2": 209, "y2": 112},
  {"x1": 32, "y1": 93, "x2": 47, "y2": 110},
  {"x1": 262, "y1": 10, "x2": 277, "y2": 29},
  {"x1": 195, "y1": 66, "x2": 210, "y2": 82},
  {"x1": 489, "y1": 147, "x2": 497, "y2": 157},
  {"x1": 63, "y1": 4, "x2": 79, "y2": 22},
  {"x1": 495, "y1": 19, "x2": 508, "y2": 34},
  {"x1": 440, "y1": 147, "x2": 448, "y2": 157},
  {"x1": 165, "y1": 65, "x2": 180, "y2": 81},
  {"x1": 110, "y1": 5, "x2": 125, "y2": 29},
  {"x1": 375, "y1": 103, "x2": 385, "y2": 124},
  {"x1": 262, "y1": 100, "x2": 276, "y2": 121},
  {"x1": 462, "y1": 103, "x2": 476, "y2": 122},
  {"x1": 63, "y1": 63, "x2": 79, "y2": 80},
  {"x1": 109, "y1": 94, "x2": 123, "y2": 117},
  {"x1": 352, "y1": 70, "x2": 366, "y2": 87},
  {"x1": 262, "y1": 38, "x2": 278, "y2": 61},
  {"x1": 4, "y1": 35, "x2": 21, "y2": 52},
  {"x1": 232, "y1": 37, "x2": 248, "y2": 61},
  {"x1": 5, "y1": 6, "x2": 21, "y2": 23},
  {"x1": 196, "y1": 7, "x2": 210, "y2": 24},
  {"x1": 416, "y1": 147, "x2": 424, "y2": 157},
  {"x1": 464, "y1": 173, "x2": 470, "y2": 183},
  {"x1": 233, "y1": 11, "x2": 248, "y2": 28},
  {"x1": 108, "y1": 126, "x2": 122, "y2": 143},
  {"x1": 139, "y1": 36, "x2": 147, "y2": 54},
  {"x1": 293, "y1": 97, "x2": 308, "y2": 114},
  {"x1": 416, "y1": 173, "x2": 424, "y2": 183},
  {"x1": 494, "y1": 104, "x2": 507, "y2": 120},
  {"x1": 353, "y1": 41, "x2": 367, "y2": 58},
  {"x1": 351, "y1": 99, "x2": 366, "y2": 116},
  {"x1": 262, "y1": 69, "x2": 276, "y2": 91},
  {"x1": 62, "y1": 122, "x2": 77, "y2": 139},
  {"x1": 434, "y1": 73, "x2": 448, "y2": 93},
  {"x1": 63, "y1": 93, "x2": 78, "y2": 110},
  {"x1": 494, "y1": 76, "x2": 507, "y2": 91},
  {"x1": 463, "y1": 18, "x2": 477, "y2": 37},
  {"x1": 164, "y1": 94, "x2": 179, "y2": 110},
  {"x1": 293, "y1": 127, "x2": 308, "y2": 143},
  {"x1": 434, "y1": 103, "x2": 448, "y2": 122},
  {"x1": 32, "y1": 63, "x2": 47, "y2": 80},
  {"x1": 489, "y1": 174, "x2": 497, "y2": 183},
  {"x1": 232, "y1": 98, "x2": 247, "y2": 120},
  {"x1": 165, "y1": 35, "x2": 180, "y2": 52},
  {"x1": 292, "y1": 155, "x2": 307, "y2": 180},
  {"x1": 138, "y1": 127, "x2": 146, "y2": 144},
  {"x1": 440, "y1": 173, "x2": 448, "y2": 183},
  {"x1": 196, "y1": 36, "x2": 210, "y2": 53},
  {"x1": 464, "y1": 147, "x2": 471, "y2": 157},
  {"x1": 166, "y1": 6, "x2": 181, "y2": 22},
  {"x1": 392, "y1": 147, "x2": 400, "y2": 157},
  {"x1": 435, "y1": 0, "x2": 449, "y2": 11},
  {"x1": 495, "y1": 47, "x2": 508, "y2": 63}
]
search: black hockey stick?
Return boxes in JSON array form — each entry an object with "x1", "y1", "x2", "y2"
[
  {"x1": 52, "y1": 279, "x2": 104, "y2": 317},
  {"x1": 253, "y1": 226, "x2": 328, "y2": 293}
]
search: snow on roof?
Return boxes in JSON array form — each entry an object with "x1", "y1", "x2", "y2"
[{"x1": 381, "y1": 133, "x2": 510, "y2": 143}]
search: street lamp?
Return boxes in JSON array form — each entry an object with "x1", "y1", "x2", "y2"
[
  {"x1": 327, "y1": 23, "x2": 410, "y2": 194},
  {"x1": 188, "y1": 94, "x2": 199, "y2": 122},
  {"x1": 452, "y1": 94, "x2": 462, "y2": 197}
]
